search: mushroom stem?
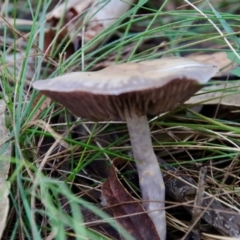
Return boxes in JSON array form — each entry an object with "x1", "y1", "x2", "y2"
[{"x1": 124, "y1": 109, "x2": 166, "y2": 240}]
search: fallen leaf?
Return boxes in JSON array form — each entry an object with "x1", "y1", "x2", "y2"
[
  {"x1": 102, "y1": 162, "x2": 160, "y2": 240},
  {"x1": 0, "y1": 99, "x2": 11, "y2": 238},
  {"x1": 46, "y1": 0, "x2": 134, "y2": 53},
  {"x1": 186, "y1": 81, "x2": 240, "y2": 107}
]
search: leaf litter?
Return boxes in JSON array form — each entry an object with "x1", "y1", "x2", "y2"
[{"x1": 102, "y1": 160, "x2": 160, "y2": 240}]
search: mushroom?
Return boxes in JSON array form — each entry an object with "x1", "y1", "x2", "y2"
[{"x1": 33, "y1": 57, "x2": 218, "y2": 240}]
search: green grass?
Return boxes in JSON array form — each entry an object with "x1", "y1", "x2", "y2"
[{"x1": 1, "y1": 0, "x2": 240, "y2": 239}]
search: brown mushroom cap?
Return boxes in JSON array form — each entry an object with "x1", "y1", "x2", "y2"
[{"x1": 33, "y1": 57, "x2": 218, "y2": 120}]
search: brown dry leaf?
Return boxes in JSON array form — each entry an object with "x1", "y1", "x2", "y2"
[
  {"x1": 188, "y1": 52, "x2": 237, "y2": 77},
  {"x1": 46, "y1": 0, "x2": 134, "y2": 53},
  {"x1": 186, "y1": 81, "x2": 240, "y2": 106},
  {"x1": 0, "y1": 100, "x2": 11, "y2": 238},
  {"x1": 102, "y1": 162, "x2": 160, "y2": 240}
]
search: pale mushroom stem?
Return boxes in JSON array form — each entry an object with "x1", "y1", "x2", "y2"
[{"x1": 124, "y1": 109, "x2": 166, "y2": 240}]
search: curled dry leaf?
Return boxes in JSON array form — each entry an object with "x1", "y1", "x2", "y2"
[
  {"x1": 45, "y1": 0, "x2": 134, "y2": 54},
  {"x1": 43, "y1": 28, "x2": 76, "y2": 58},
  {"x1": 186, "y1": 82, "x2": 240, "y2": 107},
  {"x1": 102, "y1": 162, "x2": 160, "y2": 240},
  {"x1": 0, "y1": 100, "x2": 11, "y2": 238}
]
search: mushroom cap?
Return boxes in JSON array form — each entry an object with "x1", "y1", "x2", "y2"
[{"x1": 33, "y1": 57, "x2": 218, "y2": 120}]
